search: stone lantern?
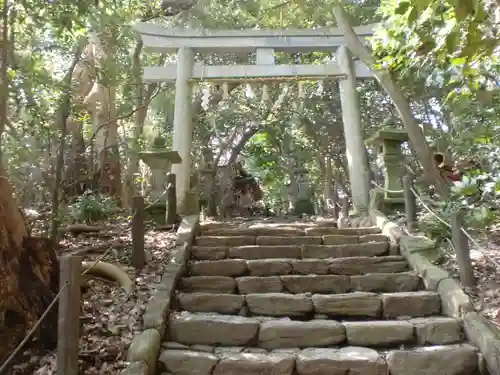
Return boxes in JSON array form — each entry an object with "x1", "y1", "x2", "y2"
[
  {"x1": 138, "y1": 136, "x2": 182, "y2": 223},
  {"x1": 292, "y1": 167, "x2": 315, "y2": 215},
  {"x1": 366, "y1": 129, "x2": 409, "y2": 206},
  {"x1": 197, "y1": 148, "x2": 216, "y2": 217}
]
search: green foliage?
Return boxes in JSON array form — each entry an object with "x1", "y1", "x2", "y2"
[
  {"x1": 418, "y1": 171, "x2": 500, "y2": 241},
  {"x1": 373, "y1": 0, "x2": 500, "y2": 97},
  {"x1": 69, "y1": 192, "x2": 120, "y2": 224},
  {"x1": 5, "y1": 0, "x2": 498, "y2": 236}
]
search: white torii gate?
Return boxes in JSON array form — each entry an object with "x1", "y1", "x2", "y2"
[{"x1": 133, "y1": 23, "x2": 375, "y2": 213}]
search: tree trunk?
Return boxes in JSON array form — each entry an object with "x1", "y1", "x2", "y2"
[
  {"x1": 124, "y1": 39, "x2": 146, "y2": 207},
  {"x1": 87, "y1": 31, "x2": 122, "y2": 201},
  {"x1": 51, "y1": 39, "x2": 86, "y2": 241},
  {"x1": 0, "y1": 161, "x2": 60, "y2": 361},
  {"x1": 63, "y1": 42, "x2": 94, "y2": 199},
  {"x1": 332, "y1": 6, "x2": 449, "y2": 199},
  {"x1": 0, "y1": 4, "x2": 62, "y2": 363}
]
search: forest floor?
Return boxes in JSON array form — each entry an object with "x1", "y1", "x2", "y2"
[
  {"x1": 7, "y1": 214, "x2": 177, "y2": 375},
  {"x1": 5, "y1": 213, "x2": 500, "y2": 374},
  {"x1": 441, "y1": 234, "x2": 500, "y2": 328},
  {"x1": 394, "y1": 211, "x2": 500, "y2": 330}
]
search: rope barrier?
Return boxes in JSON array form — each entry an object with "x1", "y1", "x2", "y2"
[
  {"x1": 0, "y1": 188, "x2": 169, "y2": 372},
  {"x1": 370, "y1": 179, "x2": 500, "y2": 269},
  {"x1": 409, "y1": 187, "x2": 451, "y2": 228},
  {"x1": 408, "y1": 186, "x2": 500, "y2": 269},
  {"x1": 370, "y1": 181, "x2": 403, "y2": 194},
  {"x1": 79, "y1": 188, "x2": 172, "y2": 276},
  {"x1": 0, "y1": 282, "x2": 69, "y2": 375},
  {"x1": 187, "y1": 74, "x2": 348, "y2": 83},
  {"x1": 0, "y1": 186, "x2": 173, "y2": 373}
]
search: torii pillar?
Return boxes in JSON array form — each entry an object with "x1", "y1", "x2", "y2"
[
  {"x1": 171, "y1": 47, "x2": 194, "y2": 209},
  {"x1": 337, "y1": 45, "x2": 370, "y2": 213}
]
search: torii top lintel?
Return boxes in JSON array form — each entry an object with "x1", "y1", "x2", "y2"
[{"x1": 132, "y1": 22, "x2": 376, "y2": 54}]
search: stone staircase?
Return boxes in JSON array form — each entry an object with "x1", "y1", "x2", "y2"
[{"x1": 158, "y1": 220, "x2": 481, "y2": 375}]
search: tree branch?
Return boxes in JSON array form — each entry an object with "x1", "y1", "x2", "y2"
[{"x1": 332, "y1": 5, "x2": 449, "y2": 198}]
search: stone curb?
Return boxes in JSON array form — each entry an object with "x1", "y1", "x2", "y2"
[
  {"x1": 119, "y1": 215, "x2": 200, "y2": 375},
  {"x1": 370, "y1": 209, "x2": 500, "y2": 375}
]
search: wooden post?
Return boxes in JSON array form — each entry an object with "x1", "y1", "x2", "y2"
[
  {"x1": 332, "y1": 182, "x2": 339, "y2": 219},
  {"x1": 450, "y1": 210, "x2": 475, "y2": 287},
  {"x1": 131, "y1": 196, "x2": 145, "y2": 268},
  {"x1": 57, "y1": 256, "x2": 82, "y2": 375},
  {"x1": 341, "y1": 196, "x2": 349, "y2": 217},
  {"x1": 166, "y1": 172, "x2": 177, "y2": 225},
  {"x1": 402, "y1": 175, "x2": 417, "y2": 232}
]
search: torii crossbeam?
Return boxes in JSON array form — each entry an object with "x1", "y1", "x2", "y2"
[{"x1": 133, "y1": 22, "x2": 376, "y2": 213}]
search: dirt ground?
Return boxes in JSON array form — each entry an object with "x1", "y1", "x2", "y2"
[
  {"x1": 4, "y1": 213, "x2": 500, "y2": 374},
  {"x1": 6, "y1": 216, "x2": 177, "y2": 375}
]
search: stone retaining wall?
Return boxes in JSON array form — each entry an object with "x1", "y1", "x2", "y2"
[
  {"x1": 120, "y1": 215, "x2": 200, "y2": 375},
  {"x1": 369, "y1": 208, "x2": 500, "y2": 375}
]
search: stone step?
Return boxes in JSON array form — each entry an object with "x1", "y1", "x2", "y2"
[
  {"x1": 174, "y1": 291, "x2": 440, "y2": 318},
  {"x1": 229, "y1": 245, "x2": 302, "y2": 259},
  {"x1": 304, "y1": 226, "x2": 381, "y2": 236},
  {"x1": 194, "y1": 234, "x2": 388, "y2": 250},
  {"x1": 203, "y1": 242, "x2": 389, "y2": 261},
  {"x1": 202, "y1": 227, "x2": 306, "y2": 237},
  {"x1": 328, "y1": 256, "x2": 408, "y2": 275},
  {"x1": 188, "y1": 257, "x2": 407, "y2": 277},
  {"x1": 195, "y1": 236, "x2": 256, "y2": 247},
  {"x1": 158, "y1": 343, "x2": 479, "y2": 375},
  {"x1": 248, "y1": 221, "x2": 336, "y2": 228},
  {"x1": 301, "y1": 242, "x2": 389, "y2": 258},
  {"x1": 181, "y1": 272, "x2": 421, "y2": 294},
  {"x1": 323, "y1": 233, "x2": 388, "y2": 245},
  {"x1": 256, "y1": 236, "x2": 323, "y2": 245},
  {"x1": 166, "y1": 312, "x2": 462, "y2": 348},
  {"x1": 179, "y1": 256, "x2": 408, "y2": 293},
  {"x1": 199, "y1": 226, "x2": 384, "y2": 238},
  {"x1": 192, "y1": 241, "x2": 393, "y2": 261},
  {"x1": 179, "y1": 276, "x2": 238, "y2": 294}
]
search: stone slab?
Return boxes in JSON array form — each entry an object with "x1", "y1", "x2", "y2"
[
  {"x1": 196, "y1": 235, "x2": 256, "y2": 247},
  {"x1": 213, "y1": 352, "x2": 296, "y2": 375},
  {"x1": 312, "y1": 292, "x2": 382, "y2": 317},
  {"x1": 257, "y1": 236, "x2": 322, "y2": 245},
  {"x1": 168, "y1": 312, "x2": 259, "y2": 346},
  {"x1": 350, "y1": 272, "x2": 421, "y2": 293},
  {"x1": 291, "y1": 259, "x2": 330, "y2": 275},
  {"x1": 247, "y1": 259, "x2": 293, "y2": 276},
  {"x1": 305, "y1": 227, "x2": 381, "y2": 236},
  {"x1": 301, "y1": 242, "x2": 388, "y2": 259},
  {"x1": 281, "y1": 275, "x2": 350, "y2": 294},
  {"x1": 463, "y1": 312, "x2": 500, "y2": 375},
  {"x1": 345, "y1": 320, "x2": 414, "y2": 346},
  {"x1": 237, "y1": 276, "x2": 284, "y2": 294},
  {"x1": 296, "y1": 347, "x2": 387, "y2": 375},
  {"x1": 191, "y1": 246, "x2": 228, "y2": 260},
  {"x1": 188, "y1": 259, "x2": 248, "y2": 277},
  {"x1": 386, "y1": 344, "x2": 479, "y2": 375},
  {"x1": 328, "y1": 256, "x2": 408, "y2": 275},
  {"x1": 382, "y1": 291, "x2": 441, "y2": 318},
  {"x1": 177, "y1": 293, "x2": 245, "y2": 314},
  {"x1": 246, "y1": 293, "x2": 314, "y2": 316},
  {"x1": 203, "y1": 227, "x2": 305, "y2": 237},
  {"x1": 258, "y1": 319, "x2": 346, "y2": 349},
  {"x1": 179, "y1": 276, "x2": 237, "y2": 293},
  {"x1": 158, "y1": 349, "x2": 217, "y2": 375},
  {"x1": 410, "y1": 317, "x2": 463, "y2": 345},
  {"x1": 229, "y1": 245, "x2": 301, "y2": 260},
  {"x1": 322, "y1": 235, "x2": 358, "y2": 245}
]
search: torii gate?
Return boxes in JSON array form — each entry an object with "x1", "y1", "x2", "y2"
[{"x1": 133, "y1": 23, "x2": 375, "y2": 213}]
